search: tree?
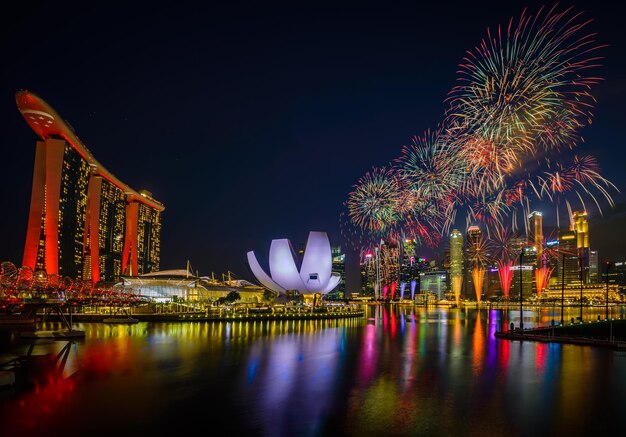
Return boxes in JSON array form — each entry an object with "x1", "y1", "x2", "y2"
[
  {"x1": 225, "y1": 290, "x2": 240, "y2": 303},
  {"x1": 262, "y1": 289, "x2": 275, "y2": 303}
]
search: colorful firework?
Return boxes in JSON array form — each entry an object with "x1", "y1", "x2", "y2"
[
  {"x1": 346, "y1": 167, "x2": 400, "y2": 235},
  {"x1": 466, "y1": 226, "x2": 493, "y2": 268},
  {"x1": 394, "y1": 128, "x2": 463, "y2": 205},
  {"x1": 497, "y1": 260, "x2": 514, "y2": 299},
  {"x1": 491, "y1": 227, "x2": 516, "y2": 261},
  {"x1": 342, "y1": 4, "x2": 618, "y2": 272},
  {"x1": 442, "y1": 4, "x2": 614, "y2": 231},
  {"x1": 535, "y1": 266, "x2": 554, "y2": 295},
  {"x1": 447, "y1": 4, "x2": 603, "y2": 156}
]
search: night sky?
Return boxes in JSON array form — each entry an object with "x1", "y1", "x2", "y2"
[{"x1": 1, "y1": 1, "x2": 626, "y2": 289}]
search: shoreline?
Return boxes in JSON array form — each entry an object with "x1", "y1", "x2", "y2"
[{"x1": 0, "y1": 310, "x2": 366, "y2": 326}]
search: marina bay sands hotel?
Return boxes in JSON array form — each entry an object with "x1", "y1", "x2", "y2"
[{"x1": 16, "y1": 90, "x2": 164, "y2": 283}]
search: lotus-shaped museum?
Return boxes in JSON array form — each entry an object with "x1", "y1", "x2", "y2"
[{"x1": 246, "y1": 231, "x2": 341, "y2": 295}]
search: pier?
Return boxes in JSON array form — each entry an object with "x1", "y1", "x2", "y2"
[{"x1": 495, "y1": 318, "x2": 626, "y2": 350}]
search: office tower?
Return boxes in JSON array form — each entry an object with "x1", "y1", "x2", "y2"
[
  {"x1": 509, "y1": 236, "x2": 526, "y2": 255},
  {"x1": 17, "y1": 90, "x2": 165, "y2": 283},
  {"x1": 380, "y1": 242, "x2": 400, "y2": 285},
  {"x1": 360, "y1": 251, "x2": 376, "y2": 296},
  {"x1": 609, "y1": 261, "x2": 626, "y2": 293},
  {"x1": 558, "y1": 229, "x2": 578, "y2": 285},
  {"x1": 331, "y1": 245, "x2": 346, "y2": 298},
  {"x1": 467, "y1": 226, "x2": 481, "y2": 256},
  {"x1": 449, "y1": 229, "x2": 463, "y2": 302},
  {"x1": 573, "y1": 211, "x2": 590, "y2": 283},
  {"x1": 466, "y1": 226, "x2": 486, "y2": 300},
  {"x1": 400, "y1": 238, "x2": 417, "y2": 282},
  {"x1": 510, "y1": 246, "x2": 534, "y2": 297},
  {"x1": 450, "y1": 230, "x2": 463, "y2": 279},
  {"x1": 528, "y1": 211, "x2": 543, "y2": 267},
  {"x1": 589, "y1": 250, "x2": 599, "y2": 284}
]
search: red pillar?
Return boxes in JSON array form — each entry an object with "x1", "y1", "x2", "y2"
[
  {"x1": 23, "y1": 138, "x2": 65, "y2": 275},
  {"x1": 43, "y1": 139, "x2": 66, "y2": 276},
  {"x1": 22, "y1": 141, "x2": 46, "y2": 269},
  {"x1": 85, "y1": 174, "x2": 102, "y2": 283},
  {"x1": 121, "y1": 201, "x2": 139, "y2": 276}
]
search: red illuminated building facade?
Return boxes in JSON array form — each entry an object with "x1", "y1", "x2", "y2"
[{"x1": 17, "y1": 91, "x2": 164, "y2": 283}]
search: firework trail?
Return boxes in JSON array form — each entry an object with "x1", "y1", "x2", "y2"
[
  {"x1": 472, "y1": 267, "x2": 485, "y2": 304},
  {"x1": 535, "y1": 266, "x2": 554, "y2": 295},
  {"x1": 497, "y1": 261, "x2": 514, "y2": 299}
]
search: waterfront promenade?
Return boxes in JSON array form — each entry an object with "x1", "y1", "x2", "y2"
[
  {"x1": 46, "y1": 306, "x2": 364, "y2": 323},
  {"x1": 0, "y1": 301, "x2": 364, "y2": 326}
]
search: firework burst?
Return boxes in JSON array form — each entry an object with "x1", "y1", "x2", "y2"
[
  {"x1": 346, "y1": 167, "x2": 400, "y2": 235},
  {"x1": 447, "y1": 4, "x2": 603, "y2": 155},
  {"x1": 342, "y1": 4, "x2": 617, "y2": 261}
]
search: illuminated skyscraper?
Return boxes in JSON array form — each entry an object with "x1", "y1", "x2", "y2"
[
  {"x1": 467, "y1": 226, "x2": 481, "y2": 256},
  {"x1": 17, "y1": 91, "x2": 165, "y2": 283},
  {"x1": 573, "y1": 211, "x2": 590, "y2": 283},
  {"x1": 466, "y1": 226, "x2": 485, "y2": 300},
  {"x1": 450, "y1": 230, "x2": 463, "y2": 279},
  {"x1": 589, "y1": 250, "x2": 599, "y2": 284},
  {"x1": 449, "y1": 229, "x2": 463, "y2": 301},
  {"x1": 331, "y1": 245, "x2": 346, "y2": 298},
  {"x1": 360, "y1": 252, "x2": 376, "y2": 296},
  {"x1": 528, "y1": 211, "x2": 543, "y2": 267},
  {"x1": 400, "y1": 238, "x2": 417, "y2": 282},
  {"x1": 558, "y1": 229, "x2": 578, "y2": 286}
]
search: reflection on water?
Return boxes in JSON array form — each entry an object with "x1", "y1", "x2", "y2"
[{"x1": 1, "y1": 305, "x2": 625, "y2": 436}]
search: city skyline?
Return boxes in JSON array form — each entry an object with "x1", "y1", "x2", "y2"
[{"x1": 1, "y1": 1, "x2": 626, "y2": 284}]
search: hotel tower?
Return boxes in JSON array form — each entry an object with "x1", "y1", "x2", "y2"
[{"x1": 16, "y1": 91, "x2": 165, "y2": 283}]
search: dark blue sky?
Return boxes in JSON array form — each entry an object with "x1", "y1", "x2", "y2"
[{"x1": 1, "y1": 1, "x2": 626, "y2": 288}]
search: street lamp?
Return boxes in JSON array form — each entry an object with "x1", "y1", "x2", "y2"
[
  {"x1": 519, "y1": 245, "x2": 524, "y2": 331},
  {"x1": 579, "y1": 254, "x2": 583, "y2": 322},
  {"x1": 605, "y1": 261, "x2": 611, "y2": 320},
  {"x1": 374, "y1": 246, "x2": 380, "y2": 300}
]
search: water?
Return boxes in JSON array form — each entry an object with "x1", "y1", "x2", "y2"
[{"x1": 1, "y1": 305, "x2": 625, "y2": 436}]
